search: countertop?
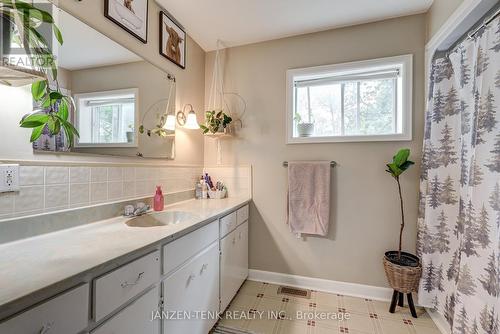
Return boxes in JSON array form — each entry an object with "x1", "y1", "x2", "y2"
[{"x1": 0, "y1": 197, "x2": 250, "y2": 317}]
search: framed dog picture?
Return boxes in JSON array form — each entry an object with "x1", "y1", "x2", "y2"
[
  {"x1": 159, "y1": 11, "x2": 186, "y2": 69},
  {"x1": 105, "y1": 0, "x2": 148, "y2": 43}
]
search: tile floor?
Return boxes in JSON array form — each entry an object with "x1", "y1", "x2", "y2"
[{"x1": 215, "y1": 280, "x2": 441, "y2": 334}]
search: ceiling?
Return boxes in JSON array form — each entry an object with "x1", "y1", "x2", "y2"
[
  {"x1": 58, "y1": 10, "x2": 141, "y2": 71},
  {"x1": 156, "y1": 0, "x2": 434, "y2": 51}
]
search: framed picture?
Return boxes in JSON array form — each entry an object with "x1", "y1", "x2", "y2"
[
  {"x1": 159, "y1": 11, "x2": 186, "y2": 69},
  {"x1": 104, "y1": 0, "x2": 148, "y2": 43}
]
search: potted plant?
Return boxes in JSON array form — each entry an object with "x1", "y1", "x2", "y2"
[
  {"x1": 294, "y1": 113, "x2": 314, "y2": 137},
  {"x1": 126, "y1": 124, "x2": 134, "y2": 142},
  {"x1": 200, "y1": 110, "x2": 233, "y2": 135},
  {"x1": 383, "y1": 148, "x2": 422, "y2": 318}
]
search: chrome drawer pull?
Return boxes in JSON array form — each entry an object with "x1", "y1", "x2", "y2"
[
  {"x1": 121, "y1": 272, "x2": 144, "y2": 288},
  {"x1": 39, "y1": 322, "x2": 54, "y2": 334},
  {"x1": 187, "y1": 274, "x2": 196, "y2": 285},
  {"x1": 200, "y1": 263, "x2": 209, "y2": 274}
]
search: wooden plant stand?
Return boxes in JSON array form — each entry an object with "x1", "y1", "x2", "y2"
[{"x1": 389, "y1": 290, "x2": 418, "y2": 318}]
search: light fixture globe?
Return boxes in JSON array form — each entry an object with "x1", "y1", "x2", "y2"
[
  {"x1": 184, "y1": 110, "x2": 200, "y2": 129},
  {"x1": 163, "y1": 115, "x2": 176, "y2": 131}
]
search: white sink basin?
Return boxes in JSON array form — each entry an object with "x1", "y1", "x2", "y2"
[{"x1": 125, "y1": 211, "x2": 197, "y2": 227}]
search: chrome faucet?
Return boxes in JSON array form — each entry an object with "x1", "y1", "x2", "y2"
[{"x1": 124, "y1": 203, "x2": 150, "y2": 217}]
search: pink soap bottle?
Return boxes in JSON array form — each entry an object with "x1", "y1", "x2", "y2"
[{"x1": 154, "y1": 186, "x2": 164, "y2": 211}]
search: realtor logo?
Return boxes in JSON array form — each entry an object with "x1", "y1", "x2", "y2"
[{"x1": 0, "y1": 1, "x2": 57, "y2": 70}]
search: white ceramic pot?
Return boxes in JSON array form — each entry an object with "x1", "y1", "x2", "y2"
[
  {"x1": 297, "y1": 123, "x2": 315, "y2": 137},
  {"x1": 126, "y1": 131, "x2": 134, "y2": 143}
]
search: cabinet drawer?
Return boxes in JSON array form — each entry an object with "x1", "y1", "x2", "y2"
[
  {"x1": 0, "y1": 284, "x2": 89, "y2": 334},
  {"x1": 94, "y1": 251, "x2": 160, "y2": 322},
  {"x1": 219, "y1": 211, "x2": 237, "y2": 237},
  {"x1": 236, "y1": 205, "x2": 249, "y2": 226},
  {"x1": 163, "y1": 242, "x2": 219, "y2": 334},
  {"x1": 92, "y1": 287, "x2": 160, "y2": 334},
  {"x1": 163, "y1": 220, "x2": 218, "y2": 275}
]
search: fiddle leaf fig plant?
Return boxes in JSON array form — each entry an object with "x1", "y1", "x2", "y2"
[
  {"x1": 200, "y1": 110, "x2": 233, "y2": 134},
  {"x1": 385, "y1": 148, "x2": 414, "y2": 260},
  {"x1": 0, "y1": 0, "x2": 79, "y2": 146}
]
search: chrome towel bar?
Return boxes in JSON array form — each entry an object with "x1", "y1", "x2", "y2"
[{"x1": 283, "y1": 161, "x2": 337, "y2": 167}]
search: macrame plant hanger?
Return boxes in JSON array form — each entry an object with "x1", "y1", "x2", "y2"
[{"x1": 207, "y1": 40, "x2": 246, "y2": 165}]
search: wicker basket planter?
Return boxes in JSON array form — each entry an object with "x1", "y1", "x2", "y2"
[{"x1": 383, "y1": 251, "x2": 422, "y2": 293}]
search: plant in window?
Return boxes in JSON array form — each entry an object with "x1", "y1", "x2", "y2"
[
  {"x1": 294, "y1": 112, "x2": 314, "y2": 137},
  {"x1": 0, "y1": 0, "x2": 79, "y2": 146},
  {"x1": 382, "y1": 148, "x2": 422, "y2": 317},
  {"x1": 200, "y1": 110, "x2": 233, "y2": 135}
]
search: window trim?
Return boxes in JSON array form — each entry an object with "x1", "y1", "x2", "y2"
[
  {"x1": 286, "y1": 54, "x2": 413, "y2": 144},
  {"x1": 74, "y1": 88, "x2": 139, "y2": 148}
]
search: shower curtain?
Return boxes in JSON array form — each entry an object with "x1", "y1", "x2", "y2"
[{"x1": 418, "y1": 16, "x2": 500, "y2": 334}]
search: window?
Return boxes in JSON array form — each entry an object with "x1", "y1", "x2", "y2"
[
  {"x1": 75, "y1": 88, "x2": 138, "y2": 147},
  {"x1": 286, "y1": 55, "x2": 412, "y2": 143}
]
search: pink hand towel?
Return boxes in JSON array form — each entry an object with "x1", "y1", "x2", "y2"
[{"x1": 286, "y1": 161, "x2": 331, "y2": 236}]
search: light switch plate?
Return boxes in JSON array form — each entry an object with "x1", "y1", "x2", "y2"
[{"x1": 0, "y1": 164, "x2": 20, "y2": 193}]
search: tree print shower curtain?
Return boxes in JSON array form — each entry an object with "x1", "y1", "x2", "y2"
[{"x1": 418, "y1": 16, "x2": 500, "y2": 334}]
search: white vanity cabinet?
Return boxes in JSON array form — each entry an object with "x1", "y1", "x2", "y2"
[
  {"x1": 162, "y1": 242, "x2": 220, "y2": 334},
  {"x1": 220, "y1": 205, "x2": 249, "y2": 311},
  {"x1": 0, "y1": 201, "x2": 249, "y2": 334},
  {"x1": 0, "y1": 284, "x2": 89, "y2": 334}
]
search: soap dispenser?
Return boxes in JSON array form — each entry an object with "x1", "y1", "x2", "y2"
[{"x1": 154, "y1": 186, "x2": 164, "y2": 211}]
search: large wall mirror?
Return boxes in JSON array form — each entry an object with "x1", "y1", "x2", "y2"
[{"x1": 33, "y1": 7, "x2": 175, "y2": 159}]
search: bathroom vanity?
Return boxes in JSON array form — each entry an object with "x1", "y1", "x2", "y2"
[{"x1": 0, "y1": 198, "x2": 250, "y2": 334}]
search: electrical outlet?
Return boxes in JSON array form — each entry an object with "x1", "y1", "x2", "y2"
[{"x1": 0, "y1": 164, "x2": 20, "y2": 193}]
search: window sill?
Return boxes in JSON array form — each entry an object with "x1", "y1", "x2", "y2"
[{"x1": 286, "y1": 133, "x2": 412, "y2": 144}]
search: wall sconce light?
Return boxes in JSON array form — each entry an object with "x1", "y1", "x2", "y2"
[
  {"x1": 163, "y1": 114, "x2": 176, "y2": 131},
  {"x1": 176, "y1": 104, "x2": 200, "y2": 129}
]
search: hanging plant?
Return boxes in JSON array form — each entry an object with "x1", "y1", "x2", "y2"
[
  {"x1": 0, "y1": 0, "x2": 79, "y2": 146},
  {"x1": 200, "y1": 110, "x2": 232, "y2": 134}
]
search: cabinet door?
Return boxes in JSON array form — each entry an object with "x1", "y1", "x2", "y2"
[
  {"x1": 163, "y1": 242, "x2": 219, "y2": 334},
  {"x1": 236, "y1": 221, "x2": 249, "y2": 285},
  {"x1": 220, "y1": 221, "x2": 249, "y2": 312},
  {"x1": 92, "y1": 286, "x2": 160, "y2": 334},
  {"x1": 220, "y1": 229, "x2": 239, "y2": 312}
]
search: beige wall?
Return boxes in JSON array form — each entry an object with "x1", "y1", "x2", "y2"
[
  {"x1": 0, "y1": 0, "x2": 205, "y2": 166},
  {"x1": 426, "y1": 0, "x2": 465, "y2": 41},
  {"x1": 204, "y1": 14, "x2": 426, "y2": 287}
]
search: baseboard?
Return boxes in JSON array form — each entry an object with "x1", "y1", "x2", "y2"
[
  {"x1": 426, "y1": 308, "x2": 451, "y2": 334},
  {"x1": 248, "y1": 269, "x2": 393, "y2": 302},
  {"x1": 248, "y1": 269, "x2": 449, "y2": 334}
]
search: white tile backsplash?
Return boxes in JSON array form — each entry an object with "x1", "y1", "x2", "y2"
[
  {"x1": 123, "y1": 167, "x2": 135, "y2": 180},
  {"x1": 70, "y1": 183, "x2": 90, "y2": 206},
  {"x1": 123, "y1": 181, "x2": 135, "y2": 198},
  {"x1": 0, "y1": 193, "x2": 14, "y2": 215},
  {"x1": 14, "y1": 186, "x2": 44, "y2": 212},
  {"x1": 6, "y1": 164, "x2": 205, "y2": 219},
  {"x1": 45, "y1": 184, "x2": 69, "y2": 209},
  {"x1": 108, "y1": 181, "x2": 123, "y2": 200},
  {"x1": 19, "y1": 166, "x2": 44, "y2": 186},
  {"x1": 91, "y1": 167, "x2": 108, "y2": 182},
  {"x1": 108, "y1": 167, "x2": 123, "y2": 181},
  {"x1": 90, "y1": 182, "x2": 107, "y2": 203},
  {"x1": 45, "y1": 167, "x2": 69, "y2": 185},
  {"x1": 70, "y1": 167, "x2": 90, "y2": 183}
]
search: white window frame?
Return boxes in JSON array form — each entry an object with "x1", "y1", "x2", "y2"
[
  {"x1": 74, "y1": 88, "x2": 139, "y2": 148},
  {"x1": 286, "y1": 54, "x2": 413, "y2": 144}
]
